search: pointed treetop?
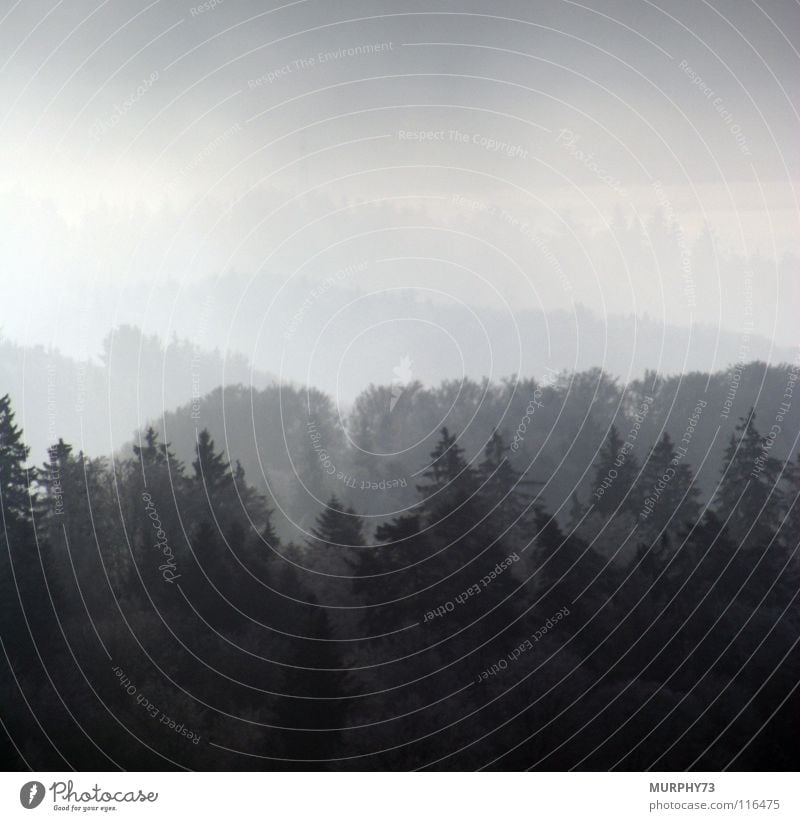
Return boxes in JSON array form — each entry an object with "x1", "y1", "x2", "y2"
[
  {"x1": 481, "y1": 430, "x2": 508, "y2": 472},
  {"x1": 0, "y1": 393, "x2": 33, "y2": 520},
  {"x1": 47, "y1": 438, "x2": 73, "y2": 465},
  {"x1": 193, "y1": 429, "x2": 229, "y2": 489},
  {"x1": 423, "y1": 427, "x2": 468, "y2": 487},
  {"x1": 310, "y1": 494, "x2": 365, "y2": 548},
  {"x1": 133, "y1": 426, "x2": 175, "y2": 468}
]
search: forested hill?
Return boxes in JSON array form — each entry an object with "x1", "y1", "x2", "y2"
[
  {"x1": 0, "y1": 325, "x2": 275, "y2": 460},
  {"x1": 147, "y1": 359, "x2": 800, "y2": 537},
  {"x1": 1, "y1": 357, "x2": 799, "y2": 769},
  {"x1": 131, "y1": 270, "x2": 798, "y2": 401}
]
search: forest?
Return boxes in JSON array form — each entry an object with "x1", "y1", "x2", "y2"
[{"x1": 0, "y1": 358, "x2": 798, "y2": 770}]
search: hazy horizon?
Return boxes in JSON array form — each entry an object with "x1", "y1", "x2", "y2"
[{"x1": 2, "y1": 0, "x2": 798, "y2": 386}]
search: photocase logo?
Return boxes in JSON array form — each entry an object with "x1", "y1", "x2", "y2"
[
  {"x1": 19, "y1": 781, "x2": 45, "y2": 809},
  {"x1": 390, "y1": 355, "x2": 414, "y2": 412}
]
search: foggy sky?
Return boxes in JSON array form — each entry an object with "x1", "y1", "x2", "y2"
[{"x1": 1, "y1": 0, "x2": 798, "y2": 376}]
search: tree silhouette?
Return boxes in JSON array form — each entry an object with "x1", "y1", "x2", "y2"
[
  {"x1": 716, "y1": 410, "x2": 783, "y2": 547},
  {"x1": 592, "y1": 424, "x2": 640, "y2": 517},
  {"x1": 309, "y1": 495, "x2": 365, "y2": 549},
  {"x1": 0, "y1": 393, "x2": 33, "y2": 522},
  {"x1": 193, "y1": 429, "x2": 229, "y2": 490},
  {"x1": 638, "y1": 431, "x2": 701, "y2": 543}
]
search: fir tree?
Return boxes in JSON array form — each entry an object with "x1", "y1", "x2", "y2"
[
  {"x1": 478, "y1": 429, "x2": 541, "y2": 548},
  {"x1": 637, "y1": 432, "x2": 701, "y2": 542},
  {"x1": 0, "y1": 394, "x2": 33, "y2": 523},
  {"x1": 417, "y1": 427, "x2": 481, "y2": 532},
  {"x1": 592, "y1": 424, "x2": 639, "y2": 517},
  {"x1": 309, "y1": 495, "x2": 365, "y2": 549},
  {"x1": 715, "y1": 410, "x2": 783, "y2": 547},
  {"x1": 193, "y1": 429, "x2": 229, "y2": 491},
  {"x1": 133, "y1": 425, "x2": 169, "y2": 468},
  {"x1": 38, "y1": 438, "x2": 72, "y2": 520}
]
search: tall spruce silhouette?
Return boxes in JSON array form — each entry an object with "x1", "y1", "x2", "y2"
[
  {"x1": 716, "y1": 410, "x2": 784, "y2": 547},
  {"x1": 592, "y1": 424, "x2": 640, "y2": 517}
]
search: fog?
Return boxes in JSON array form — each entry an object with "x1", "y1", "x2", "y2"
[
  {"x1": 3, "y1": 0, "x2": 800, "y2": 776},
  {"x1": 1, "y1": 2, "x2": 798, "y2": 438}
]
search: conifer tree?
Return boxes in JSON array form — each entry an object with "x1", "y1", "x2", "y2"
[
  {"x1": 0, "y1": 396, "x2": 41, "y2": 654},
  {"x1": 715, "y1": 410, "x2": 783, "y2": 547},
  {"x1": 37, "y1": 440, "x2": 123, "y2": 614},
  {"x1": 638, "y1": 431, "x2": 701, "y2": 542},
  {"x1": 368, "y1": 429, "x2": 479, "y2": 609},
  {"x1": 191, "y1": 430, "x2": 252, "y2": 576},
  {"x1": 0, "y1": 393, "x2": 33, "y2": 523},
  {"x1": 591, "y1": 424, "x2": 639, "y2": 517},
  {"x1": 193, "y1": 429, "x2": 229, "y2": 491},
  {"x1": 38, "y1": 438, "x2": 72, "y2": 519},
  {"x1": 133, "y1": 425, "x2": 169, "y2": 468},
  {"x1": 478, "y1": 430, "x2": 541, "y2": 549},
  {"x1": 421, "y1": 427, "x2": 474, "y2": 494},
  {"x1": 417, "y1": 427, "x2": 482, "y2": 538},
  {"x1": 309, "y1": 495, "x2": 365, "y2": 549}
]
